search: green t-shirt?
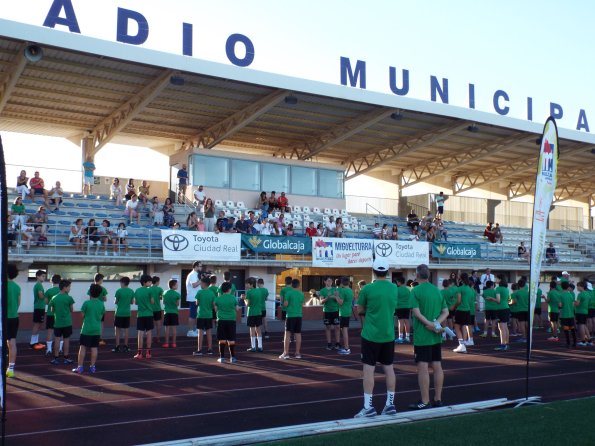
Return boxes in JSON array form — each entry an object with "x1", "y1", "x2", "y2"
[
  {"x1": 150, "y1": 285, "x2": 164, "y2": 311},
  {"x1": 483, "y1": 288, "x2": 498, "y2": 311},
  {"x1": 216, "y1": 293, "x2": 237, "y2": 321},
  {"x1": 44, "y1": 286, "x2": 60, "y2": 316},
  {"x1": 11, "y1": 203, "x2": 25, "y2": 214},
  {"x1": 218, "y1": 282, "x2": 237, "y2": 297},
  {"x1": 7, "y1": 281, "x2": 21, "y2": 319},
  {"x1": 81, "y1": 299, "x2": 105, "y2": 336},
  {"x1": 134, "y1": 286, "x2": 154, "y2": 318},
  {"x1": 197, "y1": 288, "x2": 216, "y2": 319},
  {"x1": 589, "y1": 290, "x2": 595, "y2": 309},
  {"x1": 514, "y1": 288, "x2": 529, "y2": 311},
  {"x1": 279, "y1": 285, "x2": 291, "y2": 305},
  {"x1": 320, "y1": 287, "x2": 339, "y2": 312},
  {"x1": 33, "y1": 281, "x2": 46, "y2": 310},
  {"x1": 494, "y1": 286, "x2": 509, "y2": 310},
  {"x1": 457, "y1": 285, "x2": 474, "y2": 312},
  {"x1": 87, "y1": 285, "x2": 108, "y2": 302},
  {"x1": 559, "y1": 291, "x2": 575, "y2": 318},
  {"x1": 115, "y1": 287, "x2": 135, "y2": 317},
  {"x1": 259, "y1": 287, "x2": 269, "y2": 312},
  {"x1": 396, "y1": 285, "x2": 412, "y2": 309},
  {"x1": 209, "y1": 285, "x2": 220, "y2": 298},
  {"x1": 536, "y1": 288, "x2": 543, "y2": 306},
  {"x1": 163, "y1": 289, "x2": 181, "y2": 314},
  {"x1": 285, "y1": 288, "x2": 304, "y2": 318},
  {"x1": 411, "y1": 282, "x2": 447, "y2": 347},
  {"x1": 575, "y1": 291, "x2": 590, "y2": 315},
  {"x1": 357, "y1": 279, "x2": 398, "y2": 343},
  {"x1": 442, "y1": 286, "x2": 457, "y2": 310},
  {"x1": 49, "y1": 293, "x2": 75, "y2": 328},
  {"x1": 509, "y1": 291, "x2": 519, "y2": 312},
  {"x1": 246, "y1": 288, "x2": 263, "y2": 317},
  {"x1": 339, "y1": 287, "x2": 354, "y2": 317},
  {"x1": 547, "y1": 289, "x2": 561, "y2": 313}
]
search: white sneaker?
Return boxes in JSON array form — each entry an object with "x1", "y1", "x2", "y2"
[
  {"x1": 187, "y1": 330, "x2": 198, "y2": 338},
  {"x1": 464, "y1": 339, "x2": 474, "y2": 346},
  {"x1": 453, "y1": 344, "x2": 467, "y2": 353}
]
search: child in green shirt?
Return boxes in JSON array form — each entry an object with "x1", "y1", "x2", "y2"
[
  {"x1": 44, "y1": 274, "x2": 61, "y2": 356},
  {"x1": 73, "y1": 284, "x2": 106, "y2": 374},
  {"x1": 49, "y1": 280, "x2": 75, "y2": 364},
  {"x1": 163, "y1": 279, "x2": 181, "y2": 348},
  {"x1": 6, "y1": 264, "x2": 21, "y2": 378},
  {"x1": 215, "y1": 282, "x2": 239, "y2": 363},
  {"x1": 545, "y1": 280, "x2": 561, "y2": 341},
  {"x1": 150, "y1": 276, "x2": 164, "y2": 343},
  {"x1": 113, "y1": 276, "x2": 134, "y2": 352},
  {"x1": 558, "y1": 281, "x2": 577, "y2": 348}
]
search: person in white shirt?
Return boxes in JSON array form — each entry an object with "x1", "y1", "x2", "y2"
[
  {"x1": 255, "y1": 217, "x2": 272, "y2": 235},
  {"x1": 324, "y1": 216, "x2": 336, "y2": 237},
  {"x1": 110, "y1": 178, "x2": 123, "y2": 206},
  {"x1": 185, "y1": 261, "x2": 202, "y2": 337},
  {"x1": 435, "y1": 191, "x2": 448, "y2": 217},
  {"x1": 193, "y1": 185, "x2": 206, "y2": 216},
  {"x1": 479, "y1": 268, "x2": 495, "y2": 290},
  {"x1": 125, "y1": 194, "x2": 140, "y2": 224},
  {"x1": 48, "y1": 181, "x2": 64, "y2": 211}
]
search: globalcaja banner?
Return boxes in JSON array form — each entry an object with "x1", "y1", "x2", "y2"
[
  {"x1": 312, "y1": 237, "x2": 373, "y2": 268},
  {"x1": 161, "y1": 230, "x2": 240, "y2": 261},
  {"x1": 432, "y1": 242, "x2": 481, "y2": 259},
  {"x1": 241, "y1": 234, "x2": 311, "y2": 254},
  {"x1": 373, "y1": 240, "x2": 429, "y2": 266}
]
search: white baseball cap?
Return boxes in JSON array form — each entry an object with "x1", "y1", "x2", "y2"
[
  {"x1": 372, "y1": 258, "x2": 390, "y2": 272},
  {"x1": 562, "y1": 271, "x2": 569, "y2": 276}
]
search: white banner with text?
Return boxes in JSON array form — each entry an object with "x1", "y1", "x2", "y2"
[
  {"x1": 161, "y1": 230, "x2": 240, "y2": 261},
  {"x1": 373, "y1": 240, "x2": 429, "y2": 266}
]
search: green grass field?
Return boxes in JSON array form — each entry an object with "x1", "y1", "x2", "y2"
[{"x1": 259, "y1": 397, "x2": 595, "y2": 446}]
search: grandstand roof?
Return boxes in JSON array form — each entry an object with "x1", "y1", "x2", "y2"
[{"x1": 1, "y1": 36, "x2": 594, "y2": 204}]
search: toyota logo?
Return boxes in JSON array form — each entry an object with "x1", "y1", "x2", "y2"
[
  {"x1": 375, "y1": 242, "x2": 392, "y2": 257},
  {"x1": 163, "y1": 234, "x2": 189, "y2": 251}
]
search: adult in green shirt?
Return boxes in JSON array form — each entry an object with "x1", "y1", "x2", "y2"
[
  {"x1": 493, "y1": 275, "x2": 511, "y2": 351},
  {"x1": 73, "y1": 284, "x2": 106, "y2": 374},
  {"x1": 257, "y1": 278, "x2": 269, "y2": 338},
  {"x1": 545, "y1": 280, "x2": 561, "y2": 341},
  {"x1": 134, "y1": 275, "x2": 155, "y2": 360},
  {"x1": 31, "y1": 269, "x2": 47, "y2": 350},
  {"x1": 355, "y1": 258, "x2": 398, "y2": 418},
  {"x1": 6, "y1": 264, "x2": 21, "y2": 378},
  {"x1": 320, "y1": 277, "x2": 341, "y2": 350},
  {"x1": 163, "y1": 279, "x2": 181, "y2": 349},
  {"x1": 337, "y1": 277, "x2": 354, "y2": 355},
  {"x1": 49, "y1": 280, "x2": 75, "y2": 364},
  {"x1": 558, "y1": 281, "x2": 577, "y2": 348},
  {"x1": 114, "y1": 276, "x2": 135, "y2": 352},
  {"x1": 453, "y1": 273, "x2": 474, "y2": 354},
  {"x1": 244, "y1": 277, "x2": 264, "y2": 352},
  {"x1": 511, "y1": 278, "x2": 529, "y2": 342},
  {"x1": 279, "y1": 279, "x2": 305, "y2": 360},
  {"x1": 481, "y1": 280, "x2": 498, "y2": 339},
  {"x1": 395, "y1": 276, "x2": 412, "y2": 344},
  {"x1": 574, "y1": 282, "x2": 591, "y2": 346},
  {"x1": 410, "y1": 264, "x2": 449, "y2": 410},
  {"x1": 195, "y1": 277, "x2": 217, "y2": 356},
  {"x1": 278, "y1": 276, "x2": 292, "y2": 321},
  {"x1": 215, "y1": 282, "x2": 240, "y2": 363},
  {"x1": 150, "y1": 276, "x2": 164, "y2": 343},
  {"x1": 44, "y1": 274, "x2": 61, "y2": 356}
]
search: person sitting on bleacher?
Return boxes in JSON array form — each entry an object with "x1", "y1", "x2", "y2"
[
  {"x1": 193, "y1": 185, "x2": 206, "y2": 214},
  {"x1": 484, "y1": 222, "x2": 495, "y2": 242},
  {"x1": 491, "y1": 223, "x2": 503, "y2": 244},
  {"x1": 162, "y1": 197, "x2": 175, "y2": 227},
  {"x1": 372, "y1": 223, "x2": 382, "y2": 239},
  {"x1": 150, "y1": 197, "x2": 163, "y2": 226},
  {"x1": 85, "y1": 218, "x2": 101, "y2": 255},
  {"x1": 257, "y1": 191, "x2": 268, "y2": 214},
  {"x1": 125, "y1": 194, "x2": 141, "y2": 225},
  {"x1": 254, "y1": 217, "x2": 272, "y2": 235},
  {"x1": 324, "y1": 216, "x2": 336, "y2": 237},
  {"x1": 381, "y1": 223, "x2": 389, "y2": 239},
  {"x1": 407, "y1": 209, "x2": 420, "y2": 232},
  {"x1": 137, "y1": 181, "x2": 150, "y2": 209},
  {"x1": 335, "y1": 217, "x2": 344, "y2": 238},
  {"x1": 426, "y1": 226, "x2": 436, "y2": 242},
  {"x1": 20, "y1": 217, "x2": 35, "y2": 253},
  {"x1": 267, "y1": 191, "x2": 279, "y2": 213},
  {"x1": 110, "y1": 178, "x2": 123, "y2": 206},
  {"x1": 223, "y1": 217, "x2": 236, "y2": 233},
  {"x1": 32, "y1": 206, "x2": 48, "y2": 239},
  {"x1": 116, "y1": 222, "x2": 128, "y2": 255},
  {"x1": 16, "y1": 170, "x2": 29, "y2": 200},
  {"x1": 69, "y1": 218, "x2": 85, "y2": 255},
  {"x1": 546, "y1": 242, "x2": 558, "y2": 264},
  {"x1": 277, "y1": 191, "x2": 289, "y2": 212},
  {"x1": 420, "y1": 211, "x2": 434, "y2": 232},
  {"x1": 518, "y1": 241, "x2": 529, "y2": 261},
  {"x1": 215, "y1": 210, "x2": 228, "y2": 233},
  {"x1": 11, "y1": 196, "x2": 27, "y2": 229},
  {"x1": 186, "y1": 212, "x2": 200, "y2": 230},
  {"x1": 29, "y1": 171, "x2": 49, "y2": 207},
  {"x1": 271, "y1": 221, "x2": 282, "y2": 236},
  {"x1": 234, "y1": 214, "x2": 250, "y2": 234},
  {"x1": 391, "y1": 224, "x2": 399, "y2": 240},
  {"x1": 285, "y1": 223, "x2": 295, "y2": 236},
  {"x1": 305, "y1": 222, "x2": 317, "y2": 237},
  {"x1": 49, "y1": 181, "x2": 64, "y2": 211},
  {"x1": 435, "y1": 218, "x2": 448, "y2": 241},
  {"x1": 98, "y1": 219, "x2": 115, "y2": 256},
  {"x1": 125, "y1": 179, "x2": 135, "y2": 200}
]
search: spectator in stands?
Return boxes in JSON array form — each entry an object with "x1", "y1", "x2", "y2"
[
  {"x1": 224, "y1": 217, "x2": 236, "y2": 233},
  {"x1": 32, "y1": 206, "x2": 48, "y2": 239},
  {"x1": 172, "y1": 222, "x2": 181, "y2": 230},
  {"x1": 11, "y1": 196, "x2": 27, "y2": 229},
  {"x1": 125, "y1": 194, "x2": 140, "y2": 225},
  {"x1": 193, "y1": 185, "x2": 206, "y2": 215},
  {"x1": 255, "y1": 217, "x2": 272, "y2": 235},
  {"x1": 98, "y1": 219, "x2": 115, "y2": 256},
  {"x1": 247, "y1": 211, "x2": 258, "y2": 234},
  {"x1": 325, "y1": 216, "x2": 336, "y2": 237},
  {"x1": 19, "y1": 217, "x2": 35, "y2": 253},
  {"x1": 518, "y1": 241, "x2": 529, "y2": 260},
  {"x1": 258, "y1": 191, "x2": 268, "y2": 214},
  {"x1": 381, "y1": 223, "x2": 389, "y2": 239},
  {"x1": 177, "y1": 164, "x2": 188, "y2": 204},
  {"x1": 275, "y1": 213, "x2": 286, "y2": 230},
  {"x1": 420, "y1": 211, "x2": 434, "y2": 232},
  {"x1": 186, "y1": 212, "x2": 200, "y2": 230},
  {"x1": 435, "y1": 191, "x2": 448, "y2": 217},
  {"x1": 16, "y1": 170, "x2": 29, "y2": 199},
  {"x1": 335, "y1": 217, "x2": 344, "y2": 238},
  {"x1": 407, "y1": 209, "x2": 420, "y2": 232},
  {"x1": 29, "y1": 171, "x2": 49, "y2": 206},
  {"x1": 234, "y1": 214, "x2": 249, "y2": 234},
  {"x1": 391, "y1": 224, "x2": 399, "y2": 240},
  {"x1": 215, "y1": 210, "x2": 228, "y2": 233},
  {"x1": 82, "y1": 158, "x2": 95, "y2": 195},
  {"x1": 125, "y1": 179, "x2": 135, "y2": 201},
  {"x1": 268, "y1": 191, "x2": 279, "y2": 213},
  {"x1": 137, "y1": 181, "x2": 150, "y2": 209},
  {"x1": 162, "y1": 197, "x2": 175, "y2": 227},
  {"x1": 110, "y1": 178, "x2": 123, "y2": 206},
  {"x1": 86, "y1": 218, "x2": 101, "y2": 255},
  {"x1": 305, "y1": 222, "x2": 317, "y2": 237},
  {"x1": 285, "y1": 223, "x2": 295, "y2": 236},
  {"x1": 546, "y1": 242, "x2": 558, "y2": 264},
  {"x1": 372, "y1": 223, "x2": 382, "y2": 239},
  {"x1": 278, "y1": 191, "x2": 289, "y2": 212},
  {"x1": 116, "y1": 222, "x2": 128, "y2": 255},
  {"x1": 426, "y1": 226, "x2": 436, "y2": 242},
  {"x1": 491, "y1": 223, "x2": 503, "y2": 244},
  {"x1": 272, "y1": 221, "x2": 282, "y2": 236},
  {"x1": 69, "y1": 218, "x2": 85, "y2": 254},
  {"x1": 203, "y1": 198, "x2": 216, "y2": 231},
  {"x1": 316, "y1": 223, "x2": 324, "y2": 236},
  {"x1": 435, "y1": 218, "x2": 448, "y2": 241},
  {"x1": 484, "y1": 222, "x2": 496, "y2": 242},
  {"x1": 150, "y1": 197, "x2": 163, "y2": 226},
  {"x1": 48, "y1": 181, "x2": 64, "y2": 211}
]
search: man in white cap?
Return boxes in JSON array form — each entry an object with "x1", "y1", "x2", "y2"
[{"x1": 354, "y1": 258, "x2": 399, "y2": 418}]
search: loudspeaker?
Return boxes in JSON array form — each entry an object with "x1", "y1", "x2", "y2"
[{"x1": 24, "y1": 45, "x2": 43, "y2": 62}]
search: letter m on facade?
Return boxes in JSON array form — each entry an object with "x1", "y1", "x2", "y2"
[{"x1": 340, "y1": 57, "x2": 366, "y2": 89}]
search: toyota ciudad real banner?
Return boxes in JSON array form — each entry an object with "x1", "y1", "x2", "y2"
[
  {"x1": 161, "y1": 230, "x2": 240, "y2": 261},
  {"x1": 373, "y1": 240, "x2": 429, "y2": 266}
]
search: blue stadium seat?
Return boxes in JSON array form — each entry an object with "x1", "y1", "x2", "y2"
[
  {"x1": 68, "y1": 212, "x2": 80, "y2": 217},
  {"x1": 81, "y1": 212, "x2": 94, "y2": 218},
  {"x1": 62, "y1": 202, "x2": 74, "y2": 207},
  {"x1": 76, "y1": 203, "x2": 89, "y2": 208}
]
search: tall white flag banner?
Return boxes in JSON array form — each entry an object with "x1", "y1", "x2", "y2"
[
  {"x1": 161, "y1": 230, "x2": 240, "y2": 262},
  {"x1": 312, "y1": 237, "x2": 373, "y2": 268},
  {"x1": 528, "y1": 117, "x2": 558, "y2": 354},
  {"x1": 373, "y1": 240, "x2": 429, "y2": 266}
]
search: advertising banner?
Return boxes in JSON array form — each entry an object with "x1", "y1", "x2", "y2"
[
  {"x1": 161, "y1": 230, "x2": 240, "y2": 261},
  {"x1": 312, "y1": 237, "x2": 373, "y2": 268},
  {"x1": 373, "y1": 240, "x2": 429, "y2": 266},
  {"x1": 432, "y1": 242, "x2": 481, "y2": 259},
  {"x1": 241, "y1": 234, "x2": 311, "y2": 254}
]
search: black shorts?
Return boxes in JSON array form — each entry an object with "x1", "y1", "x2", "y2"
[
  {"x1": 164, "y1": 313, "x2": 179, "y2": 326},
  {"x1": 414, "y1": 343, "x2": 442, "y2": 363},
  {"x1": 438, "y1": 206, "x2": 444, "y2": 214},
  {"x1": 484, "y1": 310, "x2": 497, "y2": 321},
  {"x1": 575, "y1": 313, "x2": 588, "y2": 324},
  {"x1": 447, "y1": 309, "x2": 455, "y2": 320},
  {"x1": 54, "y1": 326, "x2": 73, "y2": 338},
  {"x1": 560, "y1": 317, "x2": 575, "y2": 328},
  {"x1": 323, "y1": 311, "x2": 339, "y2": 326},
  {"x1": 137, "y1": 316, "x2": 154, "y2": 332},
  {"x1": 217, "y1": 320, "x2": 236, "y2": 342},
  {"x1": 212, "y1": 309, "x2": 217, "y2": 320},
  {"x1": 7, "y1": 317, "x2": 19, "y2": 339},
  {"x1": 79, "y1": 334, "x2": 100, "y2": 348},
  {"x1": 470, "y1": 314, "x2": 476, "y2": 325},
  {"x1": 496, "y1": 309, "x2": 510, "y2": 323},
  {"x1": 340, "y1": 316, "x2": 350, "y2": 328},
  {"x1": 361, "y1": 337, "x2": 395, "y2": 366},
  {"x1": 247, "y1": 315, "x2": 262, "y2": 327},
  {"x1": 534, "y1": 307, "x2": 542, "y2": 315},
  {"x1": 516, "y1": 311, "x2": 529, "y2": 322},
  {"x1": 549, "y1": 312, "x2": 560, "y2": 322},
  {"x1": 285, "y1": 317, "x2": 302, "y2": 334},
  {"x1": 261, "y1": 310, "x2": 267, "y2": 317},
  {"x1": 153, "y1": 310, "x2": 163, "y2": 321},
  {"x1": 114, "y1": 316, "x2": 131, "y2": 329},
  {"x1": 196, "y1": 318, "x2": 213, "y2": 330},
  {"x1": 454, "y1": 310, "x2": 470, "y2": 326},
  {"x1": 281, "y1": 309, "x2": 287, "y2": 321},
  {"x1": 510, "y1": 311, "x2": 520, "y2": 320},
  {"x1": 101, "y1": 314, "x2": 105, "y2": 322},
  {"x1": 588, "y1": 309, "x2": 595, "y2": 318},
  {"x1": 33, "y1": 309, "x2": 45, "y2": 324},
  {"x1": 46, "y1": 315, "x2": 55, "y2": 329},
  {"x1": 395, "y1": 308, "x2": 411, "y2": 320}
]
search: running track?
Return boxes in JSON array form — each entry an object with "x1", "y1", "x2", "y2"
[{"x1": 5, "y1": 330, "x2": 595, "y2": 446}]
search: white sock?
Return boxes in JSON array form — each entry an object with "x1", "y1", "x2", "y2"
[
  {"x1": 8, "y1": 363, "x2": 15, "y2": 371},
  {"x1": 250, "y1": 337, "x2": 256, "y2": 349},
  {"x1": 31, "y1": 334, "x2": 39, "y2": 344},
  {"x1": 398, "y1": 334, "x2": 403, "y2": 339},
  {"x1": 257, "y1": 336, "x2": 262, "y2": 349},
  {"x1": 386, "y1": 391, "x2": 395, "y2": 407},
  {"x1": 47, "y1": 340, "x2": 53, "y2": 352},
  {"x1": 405, "y1": 333, "x2": 410, "y2": 339},
  {"x1": 364, "y1": 393, "x2": 373, "y2": 410},
  {"x1": 60, "y1": 340, "x2": 64, "y2": 351},
  {"x1": 458, "y1": 338, "x2": 464, "y2": 345}
]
